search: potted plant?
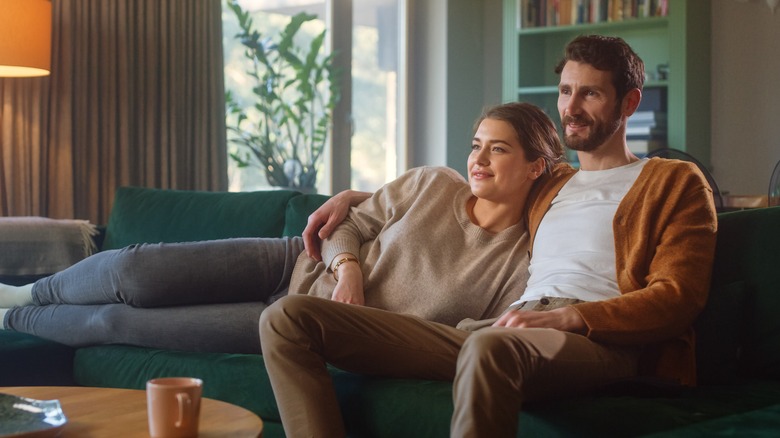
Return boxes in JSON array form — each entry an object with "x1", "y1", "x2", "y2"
[{"x1": 225, "y1": 1, "x2": 340, "y2": 191}]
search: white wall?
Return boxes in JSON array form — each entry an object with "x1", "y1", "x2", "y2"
[
  {"x1": 445, "y1": 0, "x2": 490, "y2": 170},
  {"x1": 711, "y1": 0, "x2": 780, "y2": 196},
  {"x1": 406, "y1": 0, "x2": 500, "y2": 171},
  {"x1": 406, "y1": 0, "x2": 504, "y2": 172},
  {"x1": 407, "y1": 0, "x2": 448, "y2": 168}
]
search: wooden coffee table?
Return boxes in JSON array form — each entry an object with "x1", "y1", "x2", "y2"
[{"x1": 1, "y1": 386, "x2": 263, "y2": 437}]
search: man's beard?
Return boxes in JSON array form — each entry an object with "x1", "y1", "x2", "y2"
[{"x1": 562, "y1": 109, "x2": 622, "y2": 152}]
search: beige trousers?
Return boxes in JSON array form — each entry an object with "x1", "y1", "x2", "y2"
[{"x1": 259, "y1": 295, "x2": 639, "y2": 438}]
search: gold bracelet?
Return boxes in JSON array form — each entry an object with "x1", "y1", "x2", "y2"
[{"x1": 332, "y1": 256, "x2": 359, "y2": 281}]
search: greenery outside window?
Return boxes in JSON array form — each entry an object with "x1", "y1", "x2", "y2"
[{"x1": 223, "y1": 0, "x2": 406, "y2": 194}]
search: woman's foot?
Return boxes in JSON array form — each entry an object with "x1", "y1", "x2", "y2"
[{"x1": 0, "y1": 282, "x2": 33, "y2": 308}]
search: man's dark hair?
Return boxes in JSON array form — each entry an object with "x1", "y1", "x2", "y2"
[{"x1": 554, "y1": 35, "x2": 645, "y2": 101}]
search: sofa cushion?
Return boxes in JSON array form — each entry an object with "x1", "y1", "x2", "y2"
[
  {"x1": 102, "y1": 187, "x2": 300, "y2": 250},
  {"x1": 0, "y1": 331, "x2": 75, "y2": 386},
  {"x1": 282, "y1": 193, "x2": 330, "y2": 237},
  {"x1": 73, "y1": 346, "x2": 361, "y2": 437},
  {"x1": 641, "y1": 402, "x2": 780, "y2": 437},
  {"x1": 711, "y1": 206, "x2": 780, "y2": 379},
  {"x1": 71, "y1": 342, "x2": 780, "y2": 438},
  {"x1": 693, "y1": 280, "x2": 747, "y2": 384},
  {"x1": 522, "y1": 379, "x2": 780, "y2": 437},
  {"x1": 73, "y1": 346, "x2": 280, "y2": 418}
]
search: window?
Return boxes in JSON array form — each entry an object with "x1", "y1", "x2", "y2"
[{"x1": 223, "y1": 0, "x2": 406, "y2": 194}]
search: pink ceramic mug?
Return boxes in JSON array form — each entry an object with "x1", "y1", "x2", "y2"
[{"x1": 146, "y1": 377, "x2": 203, "y2": 438}]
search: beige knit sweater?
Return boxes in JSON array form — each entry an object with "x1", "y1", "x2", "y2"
[{"x1": 289, "y1": 166, "x2": 530, "y2": 326}]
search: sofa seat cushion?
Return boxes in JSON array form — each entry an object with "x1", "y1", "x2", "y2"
[
  {"x1": 338, "y1": 378, "x2": 780, "y2": 437},
  {"x1": 521, "y1": 379, "x2": 780, "y2": 437},
  {"x1": 72, "y1": 344, "x2": 455, "y2": 438},
  {"x1": 71, "y1": 343, "x2": 780, "y2": 438},
  {"x1": 642, "y1": 402, "x2": 780, "y2": 437},
  {"x1": 0, "y1": 331, "x2": 75, "y2": 386},
  {"x1": 73, "y1": 346, "x2": 278, "y2": 418}
]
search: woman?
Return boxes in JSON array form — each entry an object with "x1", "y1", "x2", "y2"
[
  {"x1": 0, "y1": 102, "x2": 564, "y2": 352},
  {"x1": 289, "y1": 102, "x2": 563, "y2": 326}
]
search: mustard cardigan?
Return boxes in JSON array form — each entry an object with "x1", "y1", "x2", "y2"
[{"x1": 528, "y1": 158, "x2": 718, "y2": 386}]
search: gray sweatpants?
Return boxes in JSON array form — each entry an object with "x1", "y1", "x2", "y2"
[{"x1": 4, "y1": 237, "x2": 304, "y2": 353}]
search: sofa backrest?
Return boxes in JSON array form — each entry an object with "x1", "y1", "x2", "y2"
[
  {"x1": 282, "y1": 193, "x2": 330, "y2": 238},
  {"x1": 697, "y1": 206, "x2": 780, "y2": 383},
  {"x1": 102, "y1": 186, "x2": 327, "y2": 250}
]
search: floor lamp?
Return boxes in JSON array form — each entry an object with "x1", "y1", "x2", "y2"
[
  {"x1": 0, "y1": 0, "x2": 52, "y2": 77},
  {"x1": 0, "y1": 0, "x2": 51, "y2": 212}
]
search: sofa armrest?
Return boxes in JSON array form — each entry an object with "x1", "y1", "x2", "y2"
[{"x1": 0, "y1": 217, "x2": 98, "y2": 280}]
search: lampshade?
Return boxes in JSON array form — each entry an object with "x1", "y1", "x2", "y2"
[{"x1": 0, "y1": 0, "x2": 52, "y2": 77}]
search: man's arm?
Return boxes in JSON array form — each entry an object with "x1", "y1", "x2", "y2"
[
  {"x1": 493, "y1": 306, "x2": 587, "y2": 335},
  {"x1": 574, "y1": 162, "x2": 718, "y2": 345},
  {"x1": 302, "y1": 190, "x2": 372, "y2": 260},
  {"x1": 500, "y1": 161, "x2": 716, "y2": 344}
]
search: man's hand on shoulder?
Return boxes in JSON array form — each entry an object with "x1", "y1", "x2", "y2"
[
  {"x1": 492, "y1": 306, "x2": 587, "y2": 335},
  {"x1": 302, "y1": 190, "x2": 372, "y2": 260}
]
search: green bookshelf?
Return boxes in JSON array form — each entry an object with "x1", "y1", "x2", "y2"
[{"x1": 502, "y1": 0, "x2": 711, "y2": 165}]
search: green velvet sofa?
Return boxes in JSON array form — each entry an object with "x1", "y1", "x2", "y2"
[{"x1": 2, "y1": 186, "x2": 780, "y2": 437}]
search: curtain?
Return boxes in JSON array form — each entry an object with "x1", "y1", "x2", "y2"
[
  {"x1": 0, "y1": 77, "x2": 51, "y2": 218},
  {"x1": 0, "y1": 0, "x2": 227, "y2": 224}
]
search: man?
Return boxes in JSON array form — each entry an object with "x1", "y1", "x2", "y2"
[{"x1": 260, "y1": 35, "x2": 717, "y2": 437}]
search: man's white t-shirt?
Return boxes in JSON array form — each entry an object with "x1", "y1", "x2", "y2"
[{"x1": 514, "y1": 159, "x2": 648, "y2": 305}]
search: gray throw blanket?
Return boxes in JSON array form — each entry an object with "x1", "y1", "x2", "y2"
[{"x1": 0, "y1": 217, "x2": 97, "y2": 275}]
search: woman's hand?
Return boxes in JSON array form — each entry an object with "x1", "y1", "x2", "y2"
[
  {"x1": 492, "y1": 306, "x2": 587, "y2": 335},
  {"x1": 331, "y1": 262, "x2": 365, "y2": 306},
  {"x1": 302, "y1": 190, "x2": 372, "y2": 261}
]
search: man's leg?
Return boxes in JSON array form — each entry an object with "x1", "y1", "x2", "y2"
[
  {"x1": 260, "y1": 295, "x2": 470, "y2": 438},
  {"x1": 451, "y1": 327, "x2": 638, "y2": 438}
]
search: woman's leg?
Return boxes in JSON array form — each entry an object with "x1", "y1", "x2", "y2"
[
  {"x1": 260, "y1": 295, "x2": 470, "y2": 438},
  {"x1": 0, "y1": 283, "x2": 33, "y2": 307},
  {"x1": 4, "y1": 301, "x2": 267, "y2": 353},
  {"x1": 31, "y1": 237, "x2": 304, "y2": 307}
]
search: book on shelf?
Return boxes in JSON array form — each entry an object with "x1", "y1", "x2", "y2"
[
  {"x1": 626, "y1": 109, "x2": 667, "y2": 155},
  {"x1": 628, "y1": 136, "x2": 666, "y2": 156},
  {"x1": 627, "y1": 110, "x2": 667, "y2": 133},
  {"x1": 517, "y1": 0, "x2": 668, "y2": 29},
  {"x1": 629, "y1": 110, "x2": 666, "y2": 124}
]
